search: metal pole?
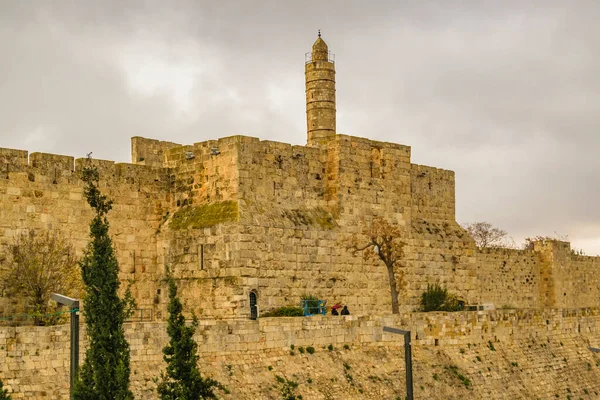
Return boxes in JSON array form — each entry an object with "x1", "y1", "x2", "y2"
[
  {"x1": 404, "y1": 331, "x2": 413, "y2": 400},
  {"x1": 70, "y1": 301, "x2": 79, "y2": 400},
  {"x1": 383, "y1": 326, "x2": 414, "y2": 400},
  {"x1": 51, "y1": 294, "x2": 80, "y2": 400}
]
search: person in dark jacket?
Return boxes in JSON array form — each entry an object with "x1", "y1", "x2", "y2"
[
  {"x1": 331, "y1": 308, "x2": 339, "y2": 315},
  {"x1": 341, "y1": 305, "x2": 350, "y2": 315}
]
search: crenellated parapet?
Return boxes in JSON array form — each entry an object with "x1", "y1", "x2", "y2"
[{"x1": 410, "y1": 164, "x2": 456, "y2": 221}]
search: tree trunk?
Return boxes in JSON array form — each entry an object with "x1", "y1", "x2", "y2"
[{"x1": 386, "y1": 263, "x2": 400, "y2": 314}]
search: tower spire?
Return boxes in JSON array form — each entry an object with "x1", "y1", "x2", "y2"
[{"x1": 305, "y1": 33, "x2": 336, "y2": 146}]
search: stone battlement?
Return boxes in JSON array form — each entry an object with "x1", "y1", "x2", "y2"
[
  {"x1": 0, "y1": 146, "x2": 168, "y2": 188},
  {"x1": 2, "y1": 131, "x2": 600, "y2": 321}
]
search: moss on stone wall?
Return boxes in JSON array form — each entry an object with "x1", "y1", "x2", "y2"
[
  {"x1": 282, "y1": 207, "x2": 337, "y2": 229},
  {"x1": 169, "y1": 201, "x2": 238, "y2": 230}
]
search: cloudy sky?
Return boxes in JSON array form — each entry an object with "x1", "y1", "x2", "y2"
[{"x1": 1, "y1": 1, "x2": 599, "y2": 253}]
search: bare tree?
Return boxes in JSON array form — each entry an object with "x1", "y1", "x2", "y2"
[
  {"x1": 461, "y1": 222, "x2": 508, "y2": 248},
  {"x1": 1, "y1": 230, "x2": 82, "y2": 325},
  {"x1": 348, "y1": 217, "x2": 406, "y2": 314}
]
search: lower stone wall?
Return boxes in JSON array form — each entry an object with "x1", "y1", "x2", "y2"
[{"x1": 2, "y1": 308, "x2": 600, "y2": 399}]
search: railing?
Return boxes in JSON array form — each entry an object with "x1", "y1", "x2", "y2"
[
  {"x1": 0, "y1": 307, "x2": 154, "y2": 326},
  {"x1": 0, "y1": 308, "x2": 75, "y2": 326},
  {"x1": 125, "y1": 308, "x2": 154, "y2": 322},
  {"x1": 300, "y1": 299, "x2": 327, "y2": 316},
  {"x1": 305, "y1": 51, "x2": 335, "y2": 64}
]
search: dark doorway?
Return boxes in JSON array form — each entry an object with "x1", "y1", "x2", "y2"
[{"x1": 249, "y1": 291, "x2": 258, "y2": 320}]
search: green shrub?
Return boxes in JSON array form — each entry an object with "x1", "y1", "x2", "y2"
[
  {"x1": 261, "y1": 306, "x2": 304, "y2": 317},
  {"x1": 275, "y1": 375, "x2": 301, "y2": 400},
  {"x1": 306, "y1": 347, "x2": 315, "y2": 355},
  {"x1": 420, "y1": 283, "x2": 460, "y2": 312},
  {"x1": 157, "y1": 277, "x2": 222, "y2": 399},
  {"x1": 0, "y1": 377, "x2": 11, "y2": 400},
  {"x1": 73, "y1": 166, "x2": 135, "y2": 399},
  {"x1": 445, "y1": 365, "x2": 471, "y2": 389}
]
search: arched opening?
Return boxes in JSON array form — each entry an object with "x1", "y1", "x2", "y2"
[{"x1": 249, "y1": 290, "x2": 258, "y2": 320}]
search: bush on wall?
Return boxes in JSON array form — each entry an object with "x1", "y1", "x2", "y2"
[
  {"x1": 420, "y1": 283, "x2": 461, "y2": 312},
  {"x1": 261, "y1": 306, "x2": 304, "y2": 317},
  {"x1": 0, "y1": 376, "x2": 11, "y2": 400}
]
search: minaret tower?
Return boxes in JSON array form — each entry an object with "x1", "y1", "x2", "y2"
[{"x1": 305, "y1": 31, "x2": 336, "y2": 146}]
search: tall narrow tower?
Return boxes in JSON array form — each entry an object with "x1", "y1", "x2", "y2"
[{"x1": 305, "y1": 32, "x2": 336, "y2": 146}]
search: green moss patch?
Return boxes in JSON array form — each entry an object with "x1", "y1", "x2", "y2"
[{"x1": 169, "y1": 201, "x2": 238, "y2": 230}]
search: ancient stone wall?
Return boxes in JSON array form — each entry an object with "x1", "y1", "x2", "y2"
[
  {"x1": 327, "y1": 135, "x2": 412, "y2": 226},
  {"x1": 2, "y1": 308, "x2": 600, "y2": 399},
  {"x1": 401, "y1": 220, "x2": 478, "y2": 309},
  {"x1": 0, "y1": 149, "x2": 169, "y2": 315},
  {"x1": 533, "y1": 240, "x2": 600, "y2": 309},
  {"x1": 474, "y1": 247, "x2": 541, "y2": 308},
  {"x1": 3, "y1": 134, "x2": 600, "y2": 319},
  {"x1": 131, "y1": 136, "x2": 181, "y2": 168},
  {"x1": 410, "y1": 164, "x2": 455, "y2": 221}
]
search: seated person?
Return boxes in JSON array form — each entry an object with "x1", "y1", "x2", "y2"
[
  {"x1": 341, "y1": 305, "x2": 350, "y2": 315},
  {"x1": 331, "y1": 303, "x2": 342, "y2": 315}
]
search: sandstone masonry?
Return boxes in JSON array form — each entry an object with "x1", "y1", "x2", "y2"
[
  {"x1": 1, "y1": 35, "x2": 599, "y2": 321},
  {"x1": 2, "y1": 309, "x2": 600, "y2": 399}
]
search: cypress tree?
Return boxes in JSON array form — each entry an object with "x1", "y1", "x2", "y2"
[
  {"x1": 0, "y1": 377, "x2": 11, "y2": 400},
  {"x1": 157, "y1": 275, "x2": 220, "y2": 399},
  {"x1": 73, "y1": 166, "x2": 134, "y2": 400}
]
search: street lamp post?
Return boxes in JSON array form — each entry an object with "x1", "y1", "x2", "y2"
[
  {"x1": 383, "y1": 326, "x2": 413, "y2": 400},
  {"x1": 51, "y1": 293, "x2": 80, "y2": 400}
]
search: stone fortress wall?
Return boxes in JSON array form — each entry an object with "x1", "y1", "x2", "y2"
[
  {"x1": 3, "y1": 33, "x2": 599, "y2": 320},
  {"x1": 2, "y1": 133, "x2": 600, "y2": 320},
  {"x1": 2, "y1": 308, "x2": 600, "y2": 399}
]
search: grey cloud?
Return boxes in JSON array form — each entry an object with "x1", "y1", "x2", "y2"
[{"x1": 0, "y1": 1, "x2": 599, "y2": 252}]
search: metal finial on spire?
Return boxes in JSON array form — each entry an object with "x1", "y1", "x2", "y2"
[{"x1": 318, "y1": 29, "x2": 321, "y2": 38}]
